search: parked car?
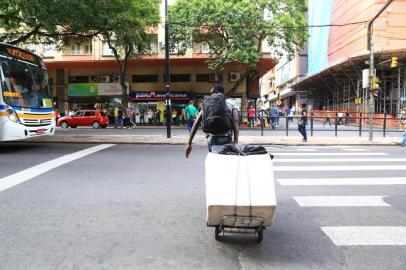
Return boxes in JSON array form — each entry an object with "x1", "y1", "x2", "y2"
[{"x1": 57, "y1": 110, "x2": 109, "y2": 128}]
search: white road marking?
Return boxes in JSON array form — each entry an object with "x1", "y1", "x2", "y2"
[
  {"x1": 278, "y1": 177, "x2": 406, "y2": 186},
  {"x1": 0, "y1": 144, "x2": 115, "y2": 192},
  {"x1": 272, "y1": 152, "x2": 389, "y2": 156},
  {"x1": 274, "y1": 165, "x2": 406, "y2": 171},
  {"x1": 321, "y1": 226, "x2": 406, "y2": 246},
  {"x1": 293, "y1": 196, "x2": 390, "y2": 207},
  {"x1": 274, "y1": 158, "x2": 406, "y2": 163},
  {"x1": 296, "y1": 148, "x2": 317, "y2": 151}
]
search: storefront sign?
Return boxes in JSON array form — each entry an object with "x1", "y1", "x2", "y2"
[
  {"x1": 129, "y1": 91, "x2": 192, "y2": 101},
  {"x1": 68, "y1": 83, "x2": 128, "y2": 97}
]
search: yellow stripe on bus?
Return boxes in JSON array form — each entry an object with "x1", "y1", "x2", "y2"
[{"x1": 17, "y1": 113, "x2": 55, "y2": 119}]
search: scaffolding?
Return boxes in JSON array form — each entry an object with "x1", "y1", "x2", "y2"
[{"x1": 293, "y1": 53, "x2": 406, "y2": 116}]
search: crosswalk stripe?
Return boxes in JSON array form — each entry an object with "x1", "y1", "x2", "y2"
[
  {"x1": 274, "y1": 165, "x2": 406, "y2": 171},
  {"x1": 342, "y1": 149, "x2": 369, "y2": 151},
  {"x1": 277, "y1": 177, "x2": 406, "y2": 186},
  {"x1": 274, "y1": 158, "x2": 406, "y2": 163},
  {"x1": 321, "y1": 226, "x2": 406, "y2": 246},
  {"x1": 293, "y1": 196, "x2": 390, "y2": 207},
  {"x1": 0, "y1": 144, "x2": 115, "y2": 193},
  {"x1": 272, "y1": 152, "x2": 388, "y2": 156}
]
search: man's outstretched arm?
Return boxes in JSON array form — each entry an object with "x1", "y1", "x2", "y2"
[{"x1": 185, "y1": 111, "x2": 202, "y2": 158}]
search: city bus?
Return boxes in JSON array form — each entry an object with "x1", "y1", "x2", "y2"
[{"x1": 0, "y1": 43, "x2": 55, "y2": 141}]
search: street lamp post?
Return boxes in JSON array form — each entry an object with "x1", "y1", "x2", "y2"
[
  {"x1": 367, "y1": 0, "x2": 394, "y2": 141},
  {"x1": 165, "y1": 0, "x2": 171, "y2": 138}
]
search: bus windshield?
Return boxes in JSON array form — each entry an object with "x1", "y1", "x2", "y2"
[{"x1": 1, "y1": 57, "x2": 52, "y2": 109}]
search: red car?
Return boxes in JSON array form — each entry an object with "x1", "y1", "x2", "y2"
[{"x1": 57, "y1": 110, "x2": 109, "y2": 129}]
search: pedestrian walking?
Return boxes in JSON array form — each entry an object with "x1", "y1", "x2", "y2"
[
  {"x1": 129, "y1": 108, "x2": 136, "y2": 128},
  {"x1": 247, "y1": 105, "x2": 255, "y2": 127},
  {"x1": 139, "y1": 108, "x2": 145, "y2": 125},
  {"x1": 117, "y1": 107, "x2": 124, "y2": 128},
  {"x1": 185, "y1": 100, "x2": 197, "y2": 133},
  {"x1": 345, "y1": 111, "x2": 352, "y2": 125},
  {"x1": 324, "y1": 112, "x2": 332, "y2": 126},
  {"x1": 298, "y1": 104, "x2": 308, "y2": 142},
  {"x1": 147, "y1": 108, "x2": 154, "y2": 124},
  {"x1": 400, "y1": 110, "x2": 406, "y2": 147},
  {"x1": 185, "y1": 84, "x2": 239, "y2": 157},
  {"x1": 114, "y1": 107, "x2": 119, "y2": 128},
  {"x1": 337, "y1": 111, "x2": 344, "y2": 125}
]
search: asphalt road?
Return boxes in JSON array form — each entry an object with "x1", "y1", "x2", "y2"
[{"x1": 0, "y1": 144, "x2": 406, "y2": 269}]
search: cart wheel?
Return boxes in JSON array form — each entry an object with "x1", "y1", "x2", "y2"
[
  {"x1": 215, "y1": 227, "x2": 221, "y2": 241},
  {"x1": 256, "y1": 228, "x2": 263, "y2": 243}
]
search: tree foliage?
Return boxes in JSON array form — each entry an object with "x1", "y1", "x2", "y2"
[
  {"x1": 0, "y1": 0, "x2": 160, "y2": 104},
  {"x1": 169, "y1": 0, "x2": 308, "y2": 96}
]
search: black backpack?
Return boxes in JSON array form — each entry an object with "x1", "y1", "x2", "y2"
[{"x1": 202, "y1": 92, "x2": 232, "y2": 134}]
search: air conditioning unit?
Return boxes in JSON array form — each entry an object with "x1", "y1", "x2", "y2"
[
  {"x1": 209, "y1": 74, "x2": 219, "y2": 82},
  {"x1": 112, "y1": 75, "x2": 120, "y2": 82},
  {"x1": 101, "y1": 75, "x2": 110, "y2": 83},
  {"x1": 159, "y1": 42, "x2": 165, "y2": 49},
  {"x1": 89, "y1": 76, "x2": 98, "y2": 83},
  {"x1": 229, "y1": 72, "x2": 241, "y2": 82}
]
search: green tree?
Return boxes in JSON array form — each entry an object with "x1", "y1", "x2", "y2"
[
  {"x1": 99, "y1": 0, "x2": 160, "y2": 105},
  {"x1": 0, "y1": 0, "x2": 160, "y2": 105},
  {"x1": 169, "y1": 0, "x2": 308, "y2": 96},
  {"x1": 0, "y1": 0, "x2": 107, "y2": 44}
]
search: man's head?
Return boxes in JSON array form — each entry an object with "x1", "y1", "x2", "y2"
[{"x1": 210, "y1": 84, "x2": 225, "y2": 94}]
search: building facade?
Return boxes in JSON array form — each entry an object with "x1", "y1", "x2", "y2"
[
  {"x1": 24, "y1": 1, "x2": 274, "y2": 123},
  {"x1": 293, "y1": 0, "x2": 406, "y2": 122}
]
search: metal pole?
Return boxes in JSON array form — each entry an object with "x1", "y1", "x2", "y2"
[
  {"x1": 367, "y1": 0, "x2": 394, "y2": 141},
  {"x1": 383, "y1": 112, "x2": 387, "y2": 137},
  {"x1": 165, "y1": 0, "x2": 171, "y2": 138},
  {"x1": 310, "y1": 112, "x2": 314, "y2": 137},
  {"x1": 359, "y1": 112, "x2": 362, "y2": 137},
  {"x1": 286, "y1": 116, "x2": 289, "y2": 136}
]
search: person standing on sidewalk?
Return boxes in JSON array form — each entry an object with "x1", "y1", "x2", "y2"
[
  {"x1": 298, "y1": 104, "x2": 308, "y2": 142},
  {"x1": 185, "y1": 100, "x2": 197, "y2": 133},
  {"x1": 114, "y1": 107, "x2": 119, "y2": 128},
  {"x1": 345, "y1": 111, "x2": 352, "y2": 125},
  {"x1": 400, "y1": 110, "x2": 406, "y2": 147},
  {"x1": 337, "y1": 111, "x2": 344, "y2": 125},
  {"x1": 185, "y1": 84, "x2": 239, "y2": 157},
  {"x1": 324, "y1": 112, "x2": 332, "y2": 127},
  {"x1": 247, "y1": 105, "x2": 255, "y2": 127}
]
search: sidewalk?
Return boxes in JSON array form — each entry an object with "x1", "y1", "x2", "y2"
[{"x1": 24, "y1": 134, "x2": 400, "y2": 146}]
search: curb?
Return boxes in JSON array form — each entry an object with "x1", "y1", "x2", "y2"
[{"x1": 17, "y1": 135, "x2": 400, "y2": 146}]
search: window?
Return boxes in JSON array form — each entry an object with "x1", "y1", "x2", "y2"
[
  {"x1": 132, "y1": 75, "x2": 159, "y2": 83},
  {"x1": 43, "y1": 44, "x2": 55, "y2": 58},
  {"x1": 71, "y1": 44, "x2": 80, "y2": 55},
  {"x1": 146, "y1": 42, "x2": 157, "y2": 54},
  {"x1": 84, "y1": 111, "x2": 95, "y2": 117},
  {"x1": 69, "y1": 76, "x2": 90, "y2": 83},
  {"x1": 201, "y1": 42, "x2": 211, "y2": 54},
  {"x1": 196, "y1": 74, "x2": 210, "y2": 82},
  {"x1": 102, "y1": 42, "x2": 114, "y2": 56},
  {"x1": 169, "y1": 42, "x2": 185, "y2": 54},
  {"x1": 196, "y1": 74, "x2": 218, "y2": 82},
  {"x1": 84, "y1": 44, "x2": 92, "y2": 55},
  {"x1": 164, "y1": 74, "x2": 191, "y2": 82}
]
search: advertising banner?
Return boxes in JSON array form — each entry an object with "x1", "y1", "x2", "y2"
[{"x1": 68, "y1": 83, "x2": 129, "y2": 97}]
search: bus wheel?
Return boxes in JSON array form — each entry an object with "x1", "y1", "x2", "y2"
[
  {"x1": 92, "y1": 121, "x2": 100, "y2": 129},
  {"x1": 60, "y1": 121, "x2": 68, "y2": 128}
]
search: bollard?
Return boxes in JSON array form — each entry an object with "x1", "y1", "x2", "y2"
[
  {"x1": 383, "y1": 113, "x2": 387, "y2": 137},
  {"x1": 286, "y1": 116, "x2": 289, "y2": 136},
  {"x1": 335, "y1": 113, "x2": 338, "y2": 137},
  {"x1": 310, "y1": 112, "x2": 314, "y2": 137},
  {"x1": 359, "y1": 113, "x2": 362, "y2": 137}
]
